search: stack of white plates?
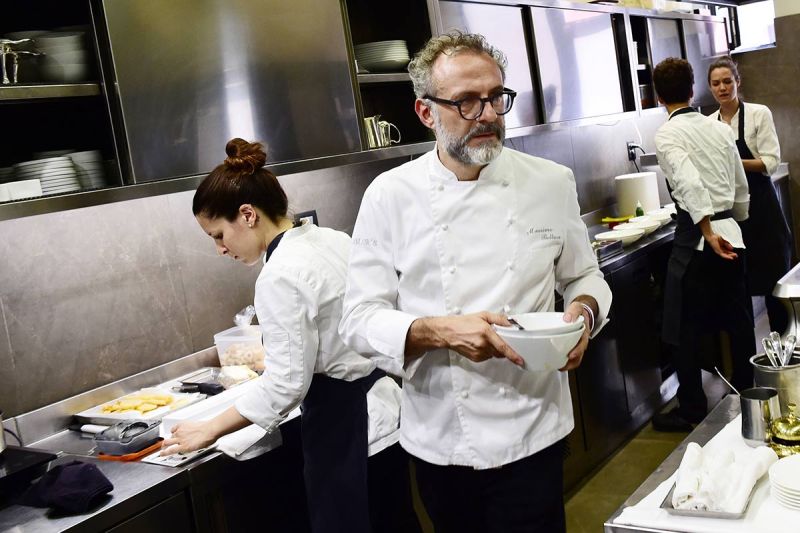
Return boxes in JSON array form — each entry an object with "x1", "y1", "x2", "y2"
[
  {"x1": 35, "y1": 31, "x2": 91, "y2": 83},
  {"x1": 354, "y1": 40, "x2": 410, "y2": 73},
  {"x1": 69, "y1": 150, "x2": 106, "y2": 189},
  {"x1": 12, "y1": 156, "x2": 80, "y2": 194},
  {"x1": 769, "y1": 455, "x2": 800, "y2": 510},
  {"x1": 0, "y1": 167, "x2": 13, "y2": 184},
  {"x1": 595, "y1": 228, "x2": 646, "y2": 246},
  {"x1": 33, "y1": 149, "x2": 75, "y2": 159}
]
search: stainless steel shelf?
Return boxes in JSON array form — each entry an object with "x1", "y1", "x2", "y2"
[
  {"x1": 357, "y1": 73, "x2": 411, "y2": 84},
  {"x1": 0, "y1": 141, "x2": 435, "y2": 221},
  {"x1": 0, "y1": 83, "x2": 102, "y2": 101}
]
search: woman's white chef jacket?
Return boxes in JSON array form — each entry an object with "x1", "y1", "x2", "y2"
[
  {"x1": 339, "y1": 147, "x2": 612, "y2": 469},
  {"x1": 655, "y1": 110, "x2": 750, "y2": 250},
  {"x1": 234, "y1": 223, "x2": 400, "y2": 456},
  {"x1": 709, "y1": 102, "x2": 781, "y2": 175}
]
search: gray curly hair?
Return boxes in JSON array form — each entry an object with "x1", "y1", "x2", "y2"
[{"x1": 407, "y1": 31, "x2": 507, "y2": 99}]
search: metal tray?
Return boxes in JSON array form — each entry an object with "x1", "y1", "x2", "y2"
[
  {"x1": 660, "y1": 483, "x2": 750, "y2": 519},
  {"x1": 74, "y1": 388, "x2": 205, "y2": 426}
]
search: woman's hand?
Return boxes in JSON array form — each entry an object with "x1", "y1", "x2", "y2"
[{"x1": 161, "y1": 421, "x2": 217, "y2": 456}]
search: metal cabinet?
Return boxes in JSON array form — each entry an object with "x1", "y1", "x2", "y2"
[
  {"x1": 528, "y1": 6, "x2": 625, "y2": 123},
  {"x1": 107, "y1": 491, "x2": 194, "y2": 533},
  {"x1": 647, "y1": 18, "x2": 684, "y2": 68},
  {"x1": 102, "y1": 0, "x2": 361, "y2": 182},
  {"x1": 682, "y1": 19, "x2": 729, "y2": 106},
  {"x1": 439, "y1": 1, "x2": 540, "y2": 129}
]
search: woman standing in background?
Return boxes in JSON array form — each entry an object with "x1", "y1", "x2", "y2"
[
  {"x1": 708, "y1": 57, "x2": 792, "y2": 334},
  {"x1": 163, "y1": 138, "x2": 419, "y2": 533}
]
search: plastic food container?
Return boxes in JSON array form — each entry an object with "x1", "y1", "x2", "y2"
[{"x1": 214, "y1": 325, "x2": 265, "y2": 371}]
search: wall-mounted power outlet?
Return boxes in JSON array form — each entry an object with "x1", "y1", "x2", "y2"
[
  {"x1": 626, "y1": 142, "x2": 638, "y2": 161},
  {"x1": 295, "y1": 209, "x2": 319, "y2": 226}
]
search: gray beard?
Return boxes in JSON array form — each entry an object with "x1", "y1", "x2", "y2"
[{"x1": 433, "y1": 112, "x2": 505, "y2": 166}]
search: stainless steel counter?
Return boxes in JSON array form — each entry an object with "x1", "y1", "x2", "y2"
[{"x1": 603, "y1": 394, "x2": 740, "y2": 532}]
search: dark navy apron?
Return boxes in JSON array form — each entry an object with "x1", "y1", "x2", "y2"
[
  {"x1": 265, "y1": 226, "x2": 385, "y2": 533},
  {"x1": 722, "y1": 101, "x2": 791, "y2": 295},
  {"x1": 301, "y1": 368, "x2": 386, "y2": 533},
  {"x1": 662, "y1": 106, "x2": 734, "y2": 346}
]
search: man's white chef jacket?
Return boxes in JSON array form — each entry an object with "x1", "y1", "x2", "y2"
[
  {"x1": 236, "y1": 223, "x2": 400, "y2": 456},
  {"x1": 655, "y1": 109, "x2": 750, "y2": 250},
  {"x1": 339, "y1": 147, "x2": 612, "y2": 469}
]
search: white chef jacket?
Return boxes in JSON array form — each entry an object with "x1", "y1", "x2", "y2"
[
  {"x1": 235, "y1": 223, "x2": 400, "y2": 455},
  {"x1": 339, "y1": 147, "x2": 612, "y2": 469},
  {"x1": 655, "y1": 109, "x2": 750, "y2": 251},
  {"x1": 710, "y1": 102, "x2": 781, "y2": 176}
]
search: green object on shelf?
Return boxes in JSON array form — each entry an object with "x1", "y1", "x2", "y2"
[{"x1": 635, "y1": 201, "x2": 644, "y2": 217}]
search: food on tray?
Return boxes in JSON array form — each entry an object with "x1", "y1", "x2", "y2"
[
  {"x1": 100, "y1": 392, "x2": 174, "y2": 413},
  {"x1": 220, "y1": 342, "x2": 266, "y2": 372},
  {"x1": 219, "y1": 365, "x2": 259, "y2": 389}
]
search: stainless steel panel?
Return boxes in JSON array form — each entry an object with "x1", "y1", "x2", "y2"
[
  {"x1": 102, "y1": 0, "x2": 360, "y2": 182},
  {"x1": 439, "y1": 1, "x2": 539, "y2": 129},
  {"x1": 529, "y1": 6, "x2": 624, "y2": 123},
  {"x1": 682, "y1": 19, "x2": 729, "y2": 107},
  {"x1": 647, "y1": 18, "x2": 683, "y2": 67}
]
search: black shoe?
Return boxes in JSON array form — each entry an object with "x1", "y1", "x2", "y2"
[{"x1": 652, "y1": 408, "x2": 696, "y2": 432}]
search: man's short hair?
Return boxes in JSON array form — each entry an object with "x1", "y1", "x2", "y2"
[
  {"x1": 407, "y1": 31, "x2": 506, "y2": 99},
  {"x1": 653, "y1": 58, "x2": 694, "y2": 104}
]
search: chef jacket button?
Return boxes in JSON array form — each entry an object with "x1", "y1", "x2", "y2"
[
  {"x1": 506, "y1": 262, "x2": 514, "y2": 271},
  {"x1": 499, "y1": 387, "x2": 506, "y2": 396},
  {"x1": 441, "y1": 224, "x2": 449, "y2": 231},
  {"x1": 502, "y1": 180, "x2": 510, "y2": 187},
  {"x1": 437, "y1": 184, "x2": 444, "y2": 191},
  {"x1": 502, "y1": 305, "x2": 511, "y2": 313},
  {"x1": 452, "y1": 307, "x2": 462, "y2": 315},
  {"x1": 460, "y1": 390, "x2": 469, "y2": 399},
  {"x1": 449, "y1": 266, "x2": 456, "y2": 274},
  {"x1": 506, "y1": 217, "x2": 514, "y2": 226}
]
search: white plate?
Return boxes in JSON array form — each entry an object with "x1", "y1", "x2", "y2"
[
  {"x1": 74, "y1": 388, "x2": 205, "y2": 425},
  {"x1": 359, "y1": 59, "x2": 410, "y2": 72},
  {"x1": 769, "y1": 455, "x2": 800, "y2": 492},
  {"x1": 13, "y1": 156, "x2": 73, "y2": 169},
  {"x1": 596, "y1": 228, "x2": 645, "y2": 246},
  {"x1": 614, "y1": 220, "x2": 660, "y2": 235}
]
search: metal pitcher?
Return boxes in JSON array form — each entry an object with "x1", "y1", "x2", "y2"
[{"x1": 364, "y1": 115, "x2": 401, "y2": 149}]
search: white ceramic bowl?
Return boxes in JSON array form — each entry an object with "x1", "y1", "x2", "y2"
[
  {"x1": 646, "y1": 209, "x2": 674, "y2": 226},
  {"x1": 506, "y1": 312, "x2": 584, "y2": 335},
  {"x1": 494, "y1": 326, "x2": 584, "y2": 372},
  {"x1": 596, "y1": 228, "x2": 645, "y2": 246},
  {"x1": 614, "y1": 220, "x2": 660, "y2": 235}
]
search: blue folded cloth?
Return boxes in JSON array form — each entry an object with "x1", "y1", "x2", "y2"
[{"x1": 22, "y1": 460, "x2": 113, "y2": 514}]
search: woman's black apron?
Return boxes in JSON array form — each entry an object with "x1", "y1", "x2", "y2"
[
  {"x1": 301, "y1": 368, "x2": 386, "y2": 533},
  {"x1": 725, "y1": 101, "x2": 791, "y2": 295},
  {"x1": 662, "y1": 107, "x2": 733, "y2": 346}
]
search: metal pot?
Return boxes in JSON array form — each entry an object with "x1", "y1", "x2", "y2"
[
  {"x1": 751, "y1": 353, "x2": 800, "y2": 416},
  {"x1": 0, "y1": 410, "x2": 6, "y2": 454}
]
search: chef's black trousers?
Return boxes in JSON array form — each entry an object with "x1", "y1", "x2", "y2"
[
  {"x1": 413, "y1": 440, "x2": 565, "y2": 533},
  {"x1": 674, "y1": 247, "x2": 755, "y2": 422}
]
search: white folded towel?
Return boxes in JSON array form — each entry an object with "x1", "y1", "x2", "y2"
[{"x1": 673, "y1": 442, "x2": 704, "y2": 508}]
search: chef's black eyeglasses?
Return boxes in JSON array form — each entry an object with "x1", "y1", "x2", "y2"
[{"x1": 423, "y1": 88, "x2": 517, "y2": 120}]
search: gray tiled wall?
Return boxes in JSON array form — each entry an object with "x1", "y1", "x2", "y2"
[{"x1": 0, "y1": 114, "x2": 668, "y2": 416}]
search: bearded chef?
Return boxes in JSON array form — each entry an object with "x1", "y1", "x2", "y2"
[{"x1": 339, "y1": 32, "x2": 611, "y2": 533}]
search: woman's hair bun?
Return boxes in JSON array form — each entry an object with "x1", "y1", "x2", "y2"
[{"x1": 224, "y1": 138, "x2": 267, "y2": 174}]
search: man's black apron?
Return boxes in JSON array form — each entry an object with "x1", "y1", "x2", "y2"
[
  {"x1": 724, "y1": 101, "x2": 791, "y2": 295},
  {"x1": 662, "y1": 106, "x2": 734, "y2": 346},
  {"x1": 301, "y1": 368, "x2": 386, "y2": 533}
]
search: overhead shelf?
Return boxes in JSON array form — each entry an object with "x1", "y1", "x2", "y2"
[
  {"x1": 0, "y1": 83, "x2": 102, "y2": 101},
  {"x1": 357, "y1": 73, "x2": 411, "y2": 84}
]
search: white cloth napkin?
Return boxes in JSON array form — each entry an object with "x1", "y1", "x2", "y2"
[
  {"x1": 614, "y1": 415, "x2": 800, "y2": 532},
  {"x1": 216, "y1": 407, "x2": 301, "y2": 459}
]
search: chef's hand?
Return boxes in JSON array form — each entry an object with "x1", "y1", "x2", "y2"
[
  {"x1": 706, "y1": 233, "x2": 738, "y2": 261},
  {"x1": 160, "y1": 421, "x2": 216, "y2": 456},
  {"x1": 406, "y1": 312, "x2": 524, "y2": 366},
  {"x1": 559, "y1": 301, "x2": 591, "y2": 371}
]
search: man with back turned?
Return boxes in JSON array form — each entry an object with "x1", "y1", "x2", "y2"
[{"x1": 651, "y1": 57, "x2": 755, "y2": 432}]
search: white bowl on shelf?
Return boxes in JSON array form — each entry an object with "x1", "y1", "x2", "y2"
[
  {"x1": 614, "y1": 219, "x2": 660, "y2": 235},
  {"x1": 646, "y1": 209, "x2": 675, "y2": 226},
  {"x1": 596, "y1": 228, "x2": 645, "y2": 246}
]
